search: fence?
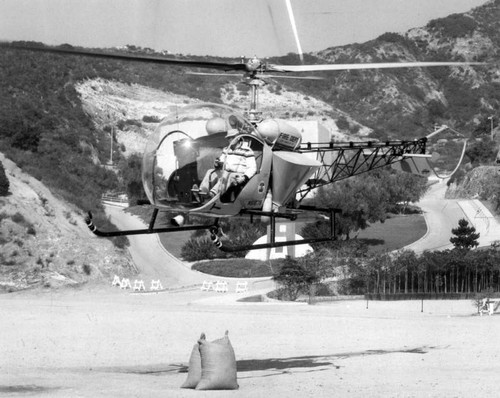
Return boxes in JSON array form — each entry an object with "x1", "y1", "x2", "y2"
[{"x1": 364, "y1": 292, "x2": 500, "y2": 301}]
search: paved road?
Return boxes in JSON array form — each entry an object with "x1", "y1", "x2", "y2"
[
  {"x1": 404, "y1": 178, "x2": 500, "y2": 253},
  {"x1": 105, "y1": 205, "x2": 206, "y2": 286}
]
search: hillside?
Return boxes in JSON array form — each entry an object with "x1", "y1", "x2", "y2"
[
  {"x1": 446, "y1": 165, "x2": 500, "y2": 201},
  {"x1": 279, "y1": 0, "x2": 500, "y2": 139},
  {"x1": 0, "y1": 152, "x2": 135, "y2": 292}
]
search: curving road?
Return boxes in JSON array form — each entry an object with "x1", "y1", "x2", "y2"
[
  {"x1": 403, "y1": 177, "x2": 500, "y2": 253},
  {"x1": 105, "y1": 205, "x2": 207, "y2": 286},
  {"x1": 104, "y1": 205, "x2": 273, "y2": 292}
]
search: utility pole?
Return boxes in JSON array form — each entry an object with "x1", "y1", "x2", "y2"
[
  {"x1": 488, "y1": 116, "x2": 494, "y2": 139},
  {"x1": 107, "y1": 112, "x2": 114, "y2": 167},
  {"x1": 109, "y1": 125, "x2": 114, "y2": 165}
]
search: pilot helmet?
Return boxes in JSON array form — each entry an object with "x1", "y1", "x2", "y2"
[
  {"x1": 225, "y1": 128, "x2": 239, "y2": 139},
  {"x1": 206, "y1": 117, "x2": 228, "y2": 134}
]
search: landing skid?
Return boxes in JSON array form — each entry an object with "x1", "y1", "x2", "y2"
[
  {"x1": 85, "y1": 206, "x2": 341, "y2": 253},
  {"x1": 85, "y1": 209, "x2": 217, "y2": 237}
]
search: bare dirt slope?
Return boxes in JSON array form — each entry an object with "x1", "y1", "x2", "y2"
[{"x1": 0, "y1": 152, "x2": 135, "y2": 291}]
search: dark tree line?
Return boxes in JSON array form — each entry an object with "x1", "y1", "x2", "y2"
[
  {"x1": 349, "y1": 219, "x2": 500, "y2": 296},
  {"x1": 274, "y1": 219, "x2": 499, "y2": 300},
  {"x1": 361, "y1": 247, "x2": 500, "y2": 296}
]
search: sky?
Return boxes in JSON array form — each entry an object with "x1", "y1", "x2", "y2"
[{"x1": 0, "y1": 0, "x2": 490, "y2": 58}]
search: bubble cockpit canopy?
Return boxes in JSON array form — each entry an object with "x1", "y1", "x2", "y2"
[{"x1": 142, "y1": 103, "x2": 257, "y2": 208}]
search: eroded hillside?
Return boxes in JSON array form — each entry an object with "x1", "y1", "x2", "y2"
[
  {"x1": 0, "y1": 152, "x2": 135, "y2": 292},
  {"x1": 75, "y1": 77, "x2": 368, "y2": 158}
]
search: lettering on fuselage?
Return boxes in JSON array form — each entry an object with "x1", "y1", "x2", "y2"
[
  {"x1": 275, "y1": 132, "x2": 300, "y2": 149},
  {"x1": 246, "y1": 200, "x2": 263, "y2": 208}
]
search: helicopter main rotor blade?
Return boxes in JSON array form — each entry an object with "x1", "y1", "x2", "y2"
[
  {"x1": 185, "y1": 71, "x2": 243, "y2": 77},
  {"x1": 0, "y1": 42, "x2": 248, "y2": 72},
  {"x1": 268, "y1": 61, "x2": 486, "y2": 73},
  {"x1": 261, "y1": 74, "x2": 323, "y2": 80},
  {"x1": 186, "y1": 71, "x2": 323, "y2": 80},
  {"x1": 1, "y1": 42, "x2": 486, "y2": 76}
]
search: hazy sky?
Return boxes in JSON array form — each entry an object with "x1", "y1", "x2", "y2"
[{"x1": 0, "y1": 0, "x2": 489, "y2": 57}]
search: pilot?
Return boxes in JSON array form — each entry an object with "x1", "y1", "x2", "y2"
[
  {"x1": 218, "y1": 132, "x2": 257, "y2": 200},
  {"x1": 196, "y1": 126, "x2": 256, "y2": 201}
]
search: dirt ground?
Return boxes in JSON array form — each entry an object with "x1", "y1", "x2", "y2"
[{"x1": 1, "y1": 284, "x2": 499, "y2": 398}]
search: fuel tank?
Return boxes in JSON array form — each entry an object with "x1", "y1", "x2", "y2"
[{"x1": 257, "y1": 119, "x2": 302, "y2": 150}]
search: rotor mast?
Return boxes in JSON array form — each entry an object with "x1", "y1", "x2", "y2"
[{"x1": 246, "y1": 77, "x2": 264, "y2": 124}]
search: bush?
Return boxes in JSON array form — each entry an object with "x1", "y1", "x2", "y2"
[
  {"x1": 471, "y1": 288, "x2": 495, "y2": 314},
  {"x1": 0, "y1": 161, "x2": 9, "y2": 196},
  {"x1": 142, "y1": 115, "x2": 160, "y2": 123},
  {"x1": 336, "y1": 116, "x2": 350, "y2": 131},
  {"x1": 26, "y1": 226, "x2": 36, "y2": 236},
  {"x1": 272, "y1": 258, "x2": 318, "y2": 301},
  {"x1": 428, "y1": 14, "x2": 477, "y2": 38},
  {"x1": 180, "y1": 219, "x2": 267, "y2": 261},
  {"x1": 11, "y1": 212, "x2": 26, "y2": 224},
  {"x1": 182, "y1": 236, "x2": 222, "y2": 261},
  {"x1": 191, "y1": 258, "x2": 276, "y2": 278},
  {"x1": 82, "y1": 264, "x2": 92, "y2": 275},
  {"x1": 314, "y1": 282, "x2": 336, "y2": 296}
]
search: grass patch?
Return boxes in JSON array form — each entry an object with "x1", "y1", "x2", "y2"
[
  {"x1": 160, "y1": 230, "x2": 195, "y2": 259},
  {"x1": 192, "y1": 259, "x2": 279, "y2": 278},
  {"x1": 356, "y1": 213, "x2": 426, "y2": 254}
]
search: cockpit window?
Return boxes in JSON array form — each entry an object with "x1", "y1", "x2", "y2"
[{"x1": 141, "y1": 104, "x2": 258, "y2": 207}]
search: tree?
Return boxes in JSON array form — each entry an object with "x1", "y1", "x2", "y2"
[
  {"x1": 384, "y1": 170, "x2": 428, "y2": 213},
  {"x1": 0, "y1": 161, "x2": 9, "y2": 196},
  {"x1": 297, "y1": 249, "x2": 337, "y2": 283},
  {"x1": 392, "y1": 250, "x2": 419, "y2": 293},
  {"x1": 273, "y1": 258, "x2": 318, "y2": 301},
  {"x1": 118, "y1": 154, "x2": 145, "y2": 204},
  {"x1": 313, "y1": 174, "x2": 389, "y2": 239},
  {"x1": 450, "y1": 218, "x2": 480, "y2": 251},
  {"x1": 465, "y1": 138, "x2": 497, "y2": 166}
]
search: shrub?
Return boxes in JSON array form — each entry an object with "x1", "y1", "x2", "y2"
[
  {"x1": 314, "y1": 282, "x2": 336, "y2": 296},
  {"x1": 272, "y1": 257, "x2": 318, "y2": 301},
  {"x1": 11, "y1": 212, "x2": 26, "y2": 225},
  {"x1": 142, "y1": 115, "x2": 160, "y2": 123},
  {"x1": 472, "y1": 287, "x2": 495, "y2": 314},
  {"x1": 191, "y1": 258, "x2": 277, "y2": 278},
  {"x1": 336, "y1": 116, "x2": 350, "y2": 130},
  {"x1": 82, "y1": 264, "x2": 92, "y2": 275},
  {"x1": 428, "y1": 14, "x2": 477, "y2": 38},
  {"x1": 181, "y1": 236, "x2": 222, "y2": 261},
  {"x1": 180, "y1": 219, "x2": 267, "y2": 261},
  {"x1": 376, "y1": 32, "x2": 408, "y2": 45},
  {"x1": 0, "y1": 161, "x2": 9, "y2": 196},
  {"x1": 0, "y1": 212, "x2": 8, "y2": 223}
]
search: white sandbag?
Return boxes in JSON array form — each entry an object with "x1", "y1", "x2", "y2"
[
  {"x1": 195, "y1": 330, "x2": 238, "y2": 390},
  {"x1": 180, "y1": 333, "x2": 204, "y2": 389}
]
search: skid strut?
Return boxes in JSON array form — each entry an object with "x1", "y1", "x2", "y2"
[{"x1": 210, "y1": 208, "x2": 341, "y2": 252}]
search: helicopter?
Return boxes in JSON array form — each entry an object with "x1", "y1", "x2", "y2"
[{"x1": 0, "y1": 42, "x2": 481, "y2": 252}]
